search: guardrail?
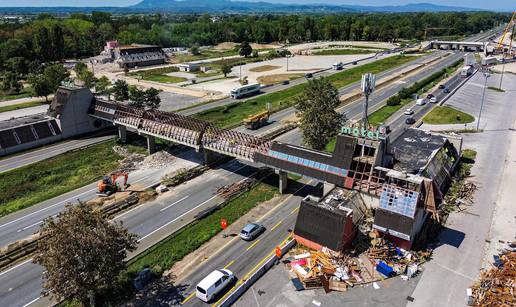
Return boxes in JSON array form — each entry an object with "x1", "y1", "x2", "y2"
[{"x1": 216, "y1": 237, "x2": 296, "y2": 307}]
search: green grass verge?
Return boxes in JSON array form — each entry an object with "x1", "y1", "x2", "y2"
[
  {"x1": 461, "y1": 149, "x2": 477, "y2": 162},
  {"x1": 129, "y1": 67, "x2": 187, "y2": 84},
  {"x1": 0, "y1": 100, "x2": 47, "y2": 113},
  {"x1": 487, "y1": 86, "x2": 505, "y2": 92},
  {"x1": 142, "y1": 75, "x2": 187, "y2": 84},
  {"x1": 195, "y1": 55, "x2": 419, "y2": 128},
  {"x1": 125, "y1": 181, "x2": 278, "y2": 276},
  {"x1": 313, "y1": 49, "x2": 375, "y2": 56},
  {"x1": 0, "y1": 89, "x2": 32, "y2": 102},
  {"x1": 0, "y1": 140, "x2": 144, "y2": 218},
  {"x1": 423, "y1": 106, "x2": 474, "y2": 125},
  {"x1": 368, "y1": 98, "x2": 413, "y2": 126}
]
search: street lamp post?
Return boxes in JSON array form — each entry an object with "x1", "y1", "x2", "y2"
[{"x1": 477, "y1": 68, "x2": 490, "y2": 131}]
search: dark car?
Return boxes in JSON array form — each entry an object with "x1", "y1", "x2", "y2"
[
  {"x1": 405, "y1": 117, "x2": 416, "y2": 125},
  {"x1": 443, "y1": 88, "x2": 451, "y2": 94},
  {"x1": 438, "y1": 84, "x2": 446, "y2": 89},
  {"x1": 239, "y1": 223, "x2": 265, "y2": 241},
  {"x1": 282, "y1": 80, "x2": 290, "y2": 85},
  {"x1": 426, "y1": 93, "x2": 435, "y2": 99},
  {"x1": 305, "y1": 73, "x2": 313, "y2": 78},
  {"x1": 352, "y1": 61, "x2": 358, "y2": 65}
]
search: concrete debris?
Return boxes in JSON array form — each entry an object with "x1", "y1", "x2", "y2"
[
  {"x1": 113, "y1": 145, "x2": 145, "y2": 171},
  {"x1": 216, "y1": 178, "x2": 255, "y2": 199},
  {"x1": 470, "y1": 250, "x2": 515, "y2": 306},
  {"x1": 139, "y1": 151, "x2": 175, "y2": 169}
]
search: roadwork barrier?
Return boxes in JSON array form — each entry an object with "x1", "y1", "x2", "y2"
[{"x1": 215, "y1": 238, "x2": 296, "y2": 307}]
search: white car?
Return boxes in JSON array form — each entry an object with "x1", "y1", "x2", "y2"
[
  {"x1": 404, "y1": 108, "x2": 414, "y2": 115},
  {"x1": 430, "y1": 97, "x2": 438, "y2": 103},
  {"x1": 196, "y1": 269, "x2": 235, "y2": 302},
  {"x1": 416, "y1": 98, "x2": 426, "y2": 106}
]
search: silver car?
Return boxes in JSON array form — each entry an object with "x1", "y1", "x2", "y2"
[{"x1": 239, "y1": 223, "x2": 265, "y2": 241}]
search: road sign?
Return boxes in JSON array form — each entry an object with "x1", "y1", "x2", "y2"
[{"x1": 220, "y1": 218, "x2": 228, "y2": 230}]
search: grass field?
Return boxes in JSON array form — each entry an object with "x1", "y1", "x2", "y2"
[
  {"x1": 312, "y1": 49, "x2": 375, "y2": 56},
  {"x1": 0, "y1": 100, "x2": 47, "y2": 113},
  {"x1": 170, "y1": 49, "x2": 239, "y2": 64},
  {"x1": 0, "y1": 140, "x2": 144, "y2": 218},
  {"x1": 129, "y1": 67, "x2": 187, "y2": 84},
  {"x1": 195, "y1": 55, "x2": 419, "y2": 128},
  {"x1": 143, "y1": 75, "x2": 187, "y2": 84},
  {"x1": 249, "y1": 65, "x2": 281, "y2": 72},
  {"x1": 125, "y1": 181, "x2": 278, "y2": 276},
  {"x1": 257, "y1": 73, "x2": 304, "y2": 85},
  {"x1": 0, "y1": 89, "x2": 32, "y2": 102},
  {"x1": 368, "y1": 98, "x2": 413, "y2": 126},
  {"x1": 423, "y1": 106, "x2": 474, "y2": 125}
]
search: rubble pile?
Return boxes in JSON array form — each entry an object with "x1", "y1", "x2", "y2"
[
  {"x1": 445, "y1": 180, "x2": 478, "y2": 211},
  {"x1": 470, "y1": 250, "x2": 515, "y2": 306},
  {"x1": 287, "y1": 236, "x2": 431, "y2": 293},
  {"x1": 216, "y1": 178, "x2": 255, "y2": 199},
  {"x1": 139, "y1": 151, "x2": 175, "y2": 169},
  {"x1": 113, "y1": 145, "x2": 145, "y2": 170}
]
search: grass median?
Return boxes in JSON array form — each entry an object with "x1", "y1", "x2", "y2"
[
  {"x1": 0, "y1": 140, "x2": 142, "y2": 218},
  {"x1": 312, "y1": 49, "x2": 375, "y2": 56},
  {"x1": 423, "y1": 106, "x2": 474, "y2": 125},
  {"x1": 125, "y1": 180, "x2": 278, "y2": 276},
  {"x1": 0, "y1": 100, "x2": 47, "y2": 113},
  {"x1": 194, "y1": 55, "x2": 418, "y2": 128}
]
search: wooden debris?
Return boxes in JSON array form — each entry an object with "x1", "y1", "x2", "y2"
[{"x1": 471, "y1": 251, "x2": 515, "y2": 306}]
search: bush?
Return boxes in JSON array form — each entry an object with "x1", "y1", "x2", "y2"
[{"x1": 386, "y1": 95, "x2": 401, "y2": 106}]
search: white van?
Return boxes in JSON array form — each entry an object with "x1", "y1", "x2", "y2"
[
  {"x1": 416, "y1": 98, "x2": 426, "y2": 106},
  {"x1": 196, "y1": 269, "x2": 235, "y2": 302}
]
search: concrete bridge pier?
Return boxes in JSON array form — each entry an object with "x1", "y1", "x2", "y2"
[
  {"x1": 203, "y1": 148, "x2": 217, "y2": 166},
  {"x1": 146, "y1": 135, "x2": 156, "y2": 155},
  {"x1": 276, "y1": 170, "x2": 288, "y2": 194},
  {"x1": 118, "y1": 126, "x2": 127, "y2": 143}
]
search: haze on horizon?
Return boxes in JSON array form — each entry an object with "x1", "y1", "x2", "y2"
[{"x1": 0, "y1": 0, "x2": 513, "y2": 11}]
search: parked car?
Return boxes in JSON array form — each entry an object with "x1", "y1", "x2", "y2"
[
  {"x1": 282, "y1": 80, "x2": 290, "y2": 85},
  {"x1": 430, "y1": 97, "x2": 438, "y2": 103},
  {"x1": 196, "y1": 269, "x2": 235, "y2": 302},
  {"x1": 416, "y1": 98, "x2": 426, "y2": 106},
  {"x1": 443, "y1": 88, "x2": 451, "y2": 94},
  {"x1": 405, "y1": 117, "x2": 416, "y2": 125},
  {"x1": 240, "y1": 223, "x2": 265, "y2": 241},
  {"x1": 305, "y1": 73, "x2": 313, "y2": 78},
  {"x1": 404, "y1": 108, "x2": 414, "y2": 115},
  {"x1": 438, "y1": 84, "x2": 446, "y2": 89}
]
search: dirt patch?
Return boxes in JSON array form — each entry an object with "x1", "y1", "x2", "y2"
[
  {"x1": 213, "y1": 42, "x2": 238, "y2": 50},
  {"x1": 251, "y1": 43, "x2": 282, "y2": 50},
  {"x1": 164, "y1": 193, "x2": 289, "y2": 283},
  {"x1": 249, "y1": 65, "x2": 281, "y2": 73},
  {"x1": 257, "y1": 73, "x2": 304, "y2": 85}
]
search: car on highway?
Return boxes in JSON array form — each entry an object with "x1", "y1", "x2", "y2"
[
  {"x1": 416, "y1": 98, "x2": 426, "y2": 106},
  {"x1": 240, "y1": 223, "x2": 265, "y2": 241},
  {"x1": 305, "y1": 72, "x2": 313, "y2": 78},
  {"x1": 404, "y1": 108, "x2": 414, "y2": 115},
  {"x1": 438, "y1": 84, "x2": 446, "y2": 89},
  {"x1": 196, "y1": 269, "x2": 235, "y2": 302},
  {"x1": 430, "y1": 97, "x2": 438, "y2": 103},
  {"x1": 405, "y1": 117, "x2": 416, "y2": 125},
  {"x1": 443, "y1": 88, "x2": 451, "y2": 94},
  {"x1": 352, "y1": 61, "x2": 358, "y2": 65},
  {"x1": 282, "y1": 80, "x2": 290, "y2": 85},
  {"x1": 426, "y1": 93, "x2": 435, "y2": 99}
]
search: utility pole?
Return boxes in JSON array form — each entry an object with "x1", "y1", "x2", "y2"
[
  {"x1": 360, "y1": 73, "x2": 376, "y2": 129},
  {"x1": 477, "y1": 68, "x2": 490, "y2": 131},
  {"x1": 286, "y1": 55, "x2": 289, "y2": 72}
]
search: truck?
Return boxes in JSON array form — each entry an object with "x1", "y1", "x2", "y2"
[
  {"x1": 230, "y1": 83, "x2": 261, "y2": 99},
  {"x1": 243, "y1": 110, "x2": 270, "y2": 130},
  {"x1": 481, "y1": 56, "x2": 498, "y2": 66},
  {"x1": 332, "y1": 62, "x2": 344, "y2": 70},
  {"x1": 460, "y1": 65, "x2": 474, "y2": 77}
]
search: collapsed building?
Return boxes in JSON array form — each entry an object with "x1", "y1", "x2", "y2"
[{"x1": 290, "y1": 127, "x2": 461, "y2": 251}]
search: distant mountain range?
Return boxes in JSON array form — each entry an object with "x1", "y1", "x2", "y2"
[{"x1": 0, "y1": 1, "x2": 484, "y2": 14}]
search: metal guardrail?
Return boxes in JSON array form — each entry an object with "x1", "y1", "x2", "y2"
[{"x1": 216, "y1": 238, "x2": 296, "y2": 307}]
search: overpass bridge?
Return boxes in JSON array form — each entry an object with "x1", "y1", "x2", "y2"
[{"x1": 429, "y1": 40, "x2": 490, "y2": 52}]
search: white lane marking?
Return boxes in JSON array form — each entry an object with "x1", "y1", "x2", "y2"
[
  {"x1": 159, "y1": 195, "x2": 190, "y2": 212},
  {"x1": 138, "y1": 194, "x2": 219, "y2": 242},
  {"x1": 22, "y1": 295, "x2": 42, "y2": 307},
  {"x1": 16, "y1": 221, "x2": 42, "y2": 233},
  {"x1": 0, "y1": 258, "x2": 33, "y2": 277}
]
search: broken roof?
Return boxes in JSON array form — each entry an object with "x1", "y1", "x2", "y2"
[{"x1": 390, "y1": 128, "x2": 449, "y2": 174}]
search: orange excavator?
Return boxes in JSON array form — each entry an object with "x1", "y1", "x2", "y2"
[{"x1": 97, "y1": 171, "x2": 129, "y2": 197}]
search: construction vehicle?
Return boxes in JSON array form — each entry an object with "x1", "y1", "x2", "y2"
[
  {"x1": 97, "y1": 171, "x2": 129, "y2": 197},
  {"x1": 243, "y1": 110, "x2": 270, "y2": 130},
  {"x1": 495, "y1": 11, "x2": 516, "y2": 55}
]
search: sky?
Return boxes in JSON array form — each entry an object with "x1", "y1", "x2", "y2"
[{"x1": 0, "y1": 0, "x2": 513, "y2": 11}]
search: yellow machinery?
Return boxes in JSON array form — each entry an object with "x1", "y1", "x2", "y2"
[
  {"x1": 243, "y1": 110, "x2": 270, "y2": 130},
  {"x1": 496, "y1": 11, "x2": 516, "y2": 55}
]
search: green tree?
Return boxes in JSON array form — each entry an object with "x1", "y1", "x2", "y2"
[
  {"x1": 50, "y1": 24, "x2": 65, "y2": 61},
  {"x1": 28, "y1": 74, "x2": 52, "y2": 101},
  {"x1": 34, "y1": 202, "x2": 137, "y2": 307},
  {"x1": 128, "y1": 85, "x2": 145, "y2": 108},
  {"x1": 1, "y1": 72, "x2": 22, "y2": 94},
  {"x1": 296, "y1": 78, "x2": 342, "y2": 150},
  {"x1": 112, "y1": 79, "x2": 129, "y2": 101},
  {"x1": 28, "y1": 64, "x2": 70, "y2": 101},
  {"x1": 79, "y1": 70, "x2": 97, "y2": 89},
  {"x1": 144, "y1": 87, "x2": 161, "y2": 109},
  {"x1": 190, "y1": 43, "x2": 200, "y2": 56},
  {"x1": 34, "y1": 26, "x2": 52, "y2": 62},
  {"x1": 221, "y1": 63, "x2": 231, "y2": 77},
  {"x1": 74, "y1": 62, "x2": 87, "y2": 75},
  {"x1": 95, "y1": 76, "x2": 112, "y2": 98},
  {"x1": 239, "y1": 41, "x2": 253, "y2": 58}
]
